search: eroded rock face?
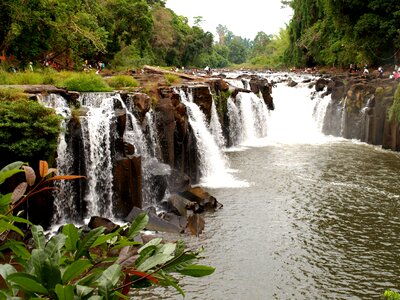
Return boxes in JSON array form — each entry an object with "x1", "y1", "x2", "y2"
[
  {"x1": 249, "y1": 76, "x2": 274, "y2": 110},
  {"x1": 322, "y1": 76, "x2": 400, "y2": 150}
]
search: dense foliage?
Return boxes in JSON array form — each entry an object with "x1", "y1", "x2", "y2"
[
  {"x1": 0, "y1": 161, "x2": 215, "y2": 299},
  {"x1": 0, "y1": 99, "x2": 62, "y2": 166},
  {"x1": 284, "y1": 0, "x2": 400, "y2": 68},
  {"x1": 0, "y1": 0, "x2": 291, "y2": 70}
]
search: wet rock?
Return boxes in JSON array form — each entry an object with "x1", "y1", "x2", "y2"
[
  {"x1": 168, "y1": 194, "x2": 201, "y2": 217},
  {"x1": 186, "y1": 212, "x2": 205, "y2": 236},
  {"x1": 113, "y1": 156, "x2": 142, "y2": 217},
  {"x1": 191, "y1": 85, "x2": 213, "y2": 119},
  {"x1": 287, "y1": 78, "x2": 298, "y2": 87},
  {"x1": 167, "y1": 169, "x2": 191, "y2": 193},
  {"x1": 180, "y1": 187, "x2": 222, "y2": 211},
  {"x1": 125, "y1": 207, "x2": 182, "y2": 234},
  {"x1": 88, "y1": 216, "x2": 120, "y2": 234},
  {"x1": 155, "y1": 97, "x2": 176, "y2": 166}
]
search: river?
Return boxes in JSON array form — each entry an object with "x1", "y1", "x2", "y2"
[{"x1": 135, "y1": 79, "x2": 400, "y2": 299}]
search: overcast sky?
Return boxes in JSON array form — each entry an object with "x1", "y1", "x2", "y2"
[{"x1": 165, "y1": 0, "x2": 293, "y2": 40}]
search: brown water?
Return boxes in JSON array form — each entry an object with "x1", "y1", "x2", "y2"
[
  {"x1": 133, "y1": 82, "x2": 400, "y2": 299},
  {"x1": 136, "y1": 141, "x2": 400, "y2": 299}
]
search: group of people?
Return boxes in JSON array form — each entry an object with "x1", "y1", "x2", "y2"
[
  {"x1": 351, "y1": 63, "x2": 400, "y2": 79},
  {"x1": 82, "y1": 60, "x2": 105, "y2": 73}
]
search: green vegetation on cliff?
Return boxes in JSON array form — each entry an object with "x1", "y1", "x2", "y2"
[{"x1": 284, "y1": 0, "x2": 400, "y2": 68}]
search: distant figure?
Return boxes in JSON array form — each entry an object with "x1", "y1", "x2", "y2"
[
  {"x1": 204, "y1": 65, "x2": 211, "y2": 75},
  {"x1": 96, "y1": 61, "x2": 102, "y2": 74},
  {"x1": 28, "y1": 62, "x2": 33, "y2": 72},
  {"x1": 378, "y1": 66, "x2": 384, "y2": 78},
  {"x1": 363, "y1": 65, "x2": 369, "y2": 77}
]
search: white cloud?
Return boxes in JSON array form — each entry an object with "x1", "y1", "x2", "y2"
[{"x1": 165, "y1": 0, "x2": 293, "y2": 40}]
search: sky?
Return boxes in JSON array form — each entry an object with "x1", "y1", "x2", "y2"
[{"x1": 165, "y1": 0, "x2": 293, "y2": 40}]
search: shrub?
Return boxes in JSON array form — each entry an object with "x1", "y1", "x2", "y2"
[
  {"x1": 164, "y1": 73, "x2": 181, "y2": 86},
  {"x1": 0, "y1": 161, "x2": 215, "y2": 299},
  {"x1": 0, "y1": 88, "x2": 29, "y2": 101},
  {"x1": 106, "y1": 75, "x2": 139, "y2": 89},
  {"x1": 0, "y1": 100, "x2": 62, "y2": 166},
  {"x1": 61, "y1": 73, "x2": 112, "y2": 92}
]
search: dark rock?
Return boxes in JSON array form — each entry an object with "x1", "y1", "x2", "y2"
[
  {"x1": 180, "y1": 187, "x2": 222, "y2": 211},
  {"x1": 88, "y1": 216, "x2": 119, "y2": 234},
  {"x1": 167, "y1": 169, "x2": 191, "y2": 193},
  {"x1": 191, "y1": 85, "x2": 213, "y2": 119},
  {"x1": 287, "y1": 78, "x2": 298, "y2": 87},
  {"x1": 113, "y1": 156, "x2": 142, "y2": 218},
  {"x1": 168, "y1": 194, "x2": 201, "y2": 217},
  {"x1": 125, "y1": 207, "x2": 183, "y2": 233},
  {"x1": 155, "y1": 97, "x2": 176, "y2": 166}
]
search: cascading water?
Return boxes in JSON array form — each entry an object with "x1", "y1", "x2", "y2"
[
  {"x1": 227, "y1": 92, "x2": 269, "y2": 147},
  {"x1": 80, "y1": 93, "x2": 115, "y2": 218},
  {"x1": 340, "y1": 96, "x2": 347, "y2": 137},
  {"x1": 178, "y1": 88, "x2": 245, "y2": 187},
  {"x1": 209, "y1": 99, "x2": 226, "y2": 148},
  {"x1": 145, "y1": 109, "x2": 162, "y2": 159},
  {"x1": 38, "y1": 94, "x2": 77, "y2": 223},
  {"x1": 266, "y1": 82, "x2": 334, "y2": 144}
]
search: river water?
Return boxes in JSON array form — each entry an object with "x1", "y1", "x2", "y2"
[{"x1": 137, "y1": 81, "x2": 400, "y2": 299}]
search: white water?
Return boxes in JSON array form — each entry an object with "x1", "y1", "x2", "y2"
[
  {"x1": 178, "y1": 88, "x2": 247, "y2": 188},
  {"x1": 209, "y1": 100, "x2": 226, "y2": 148},
  {"x1": 80, "y1": 93, "x2": 115, "y2": 218},
  {"x1": 38, "y1": 94, "x2": 77, "y2": 223},
  {"x1": 266, "y1": 82, "x2": 336, "y2": 145}
]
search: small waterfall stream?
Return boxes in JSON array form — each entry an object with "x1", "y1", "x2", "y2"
[
  {"x1": 80, "y1": 93, "x2": 115, "y2": 219},
  {"x1": 178, "y1": 88, "x2": 244, "y2": 187}
]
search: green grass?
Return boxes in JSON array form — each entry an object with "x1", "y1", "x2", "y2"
[
  {"x1": 106, "y1": 75, "x2": 139, "y2": 89},
  {"x1": 0, "y1": 70, "x2": 113, "y2": 92},
  {"x1": 164, "y1": 73, "x2": 181, "y2": 86}
]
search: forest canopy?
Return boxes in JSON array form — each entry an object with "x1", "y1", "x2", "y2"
[{"x1": 284, "y1": 0, "x2": 400, "y2": 68}]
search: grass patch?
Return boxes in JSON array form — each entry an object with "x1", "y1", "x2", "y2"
[
  {"x1": 106, "y1": 75, "x2": 139, "y2": 89},
  {"x1": 0, "y1": 87, "x2": 29, "y2": 101},
  {"x1": 164, "y1": 73, "x2": 181, "y2": 86},
  {"x1": 61, "y1": 73, "x2": 112, "y2": 92}
]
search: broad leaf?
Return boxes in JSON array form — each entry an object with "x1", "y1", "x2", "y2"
[
  {"x1": 31, "y1": 249, "x2": 62, "y2": 290},
  {"x1": 0, "y1": 240, "x2": 30, "y2": 259},
  {"x1": 124, "y1": 269, "x2": 159, "y2": 284},
  {"x1": 0, "y1": 193, "x2": 12, "y2": 211},
  {"x1": 62, "y1": 224, "x2": 79, "y2": 252},
  {"x1": 91, "y1": 231, "x2": 119, "y2": 248},
  {"x1": 176, "y1": 264, "x2": 215, "y2": 277},
  {"x1": 0, "y1": 161, "x2": 24, "y2": 185},
  {"x1": 32, "y1": 225, "x2": 46, "y2": 250},
  {"x1": 75, "y1": 227, "x2": 105, "y2": 260},
  {"x1": 0, "y1": 264, "x2": 17, "y2": 290},
  {"x1": 39, "y1": 161, "x2": 48, "y2": 178},
  {"x1": 127, "y1": 212, "x2": 149, "y2": 239},
  {"x1": 7, "y1": 273, "x2": 49, "y2": 294},
  {"x1": 22, "y1": 166, "x2": 36, "y2": 186},
  {"x1": 159, "y1": 243, "x2": 176, "y2": 256},
  {"x1": 45, "y1": 233, "x2": 67, "y2": 262},
  {"x1": 138, "y1": 238, "x2": 162, "y2": 253},
  {"x1": 137, "y1": 253, "x2": 174, "y2": 272},
  {"x1": 7, "y1": 215, "x2": 32, "y2": 226},
  {"x1": 76, "y1": 285, "x2": 94, "y2": 298},
  {"x1": 55, "y1": 284, "x2": 74, "y2": 300},
  {"x1": 11, "y1": 182, "x2": 27, "y2": 203},
  {"x1": 62, "y1": 259, "x2": 93, "y2": 283},
  {"x1": 0, "y1": 219, "x2": 24, "y2": 237},
  {"x1": 96, "y1": 264, "x2": 121, "y2": 296},
  {"x1": 162, "y1": 253, "x2": 196, "y2": 273}
]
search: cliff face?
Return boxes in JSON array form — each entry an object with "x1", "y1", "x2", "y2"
[{"x1": 320, "y1": 76, "x2": 400, "y2": 151}]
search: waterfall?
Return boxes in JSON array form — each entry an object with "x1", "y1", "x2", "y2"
[
  {"x1": 115, "y1": 97, "x2": 168, "y2": 207},
  {"x1": 227, "y1": 92, "x2": 269, "y2": 147},
  {"x1": 266, "y1": 82, "x2": 335, "y2": 144},
  {"x1": 340, "y1": 96, "x2": 347, "y2": 137},
  {"x1": 38, "y1": 94, "x2": 77, "y2": 223},
  {"x1": 145, "y1": 109, "x2": 161, "y2": 159},
  {"x1": 80, "y1": 93, "x2": 115, "y2": 218},
  {"x1": 227, "y1": 97, "x2": 242, "y2": 147},
  {"x1": 210, "y1": 99, "x2": 226, "y2": 148},
  {"x1": 178, "y1": 88, "x2": 245, "y2": 187},
  {"x1": 313, "y1": 93, "x2": 331, "y2": 131}
]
